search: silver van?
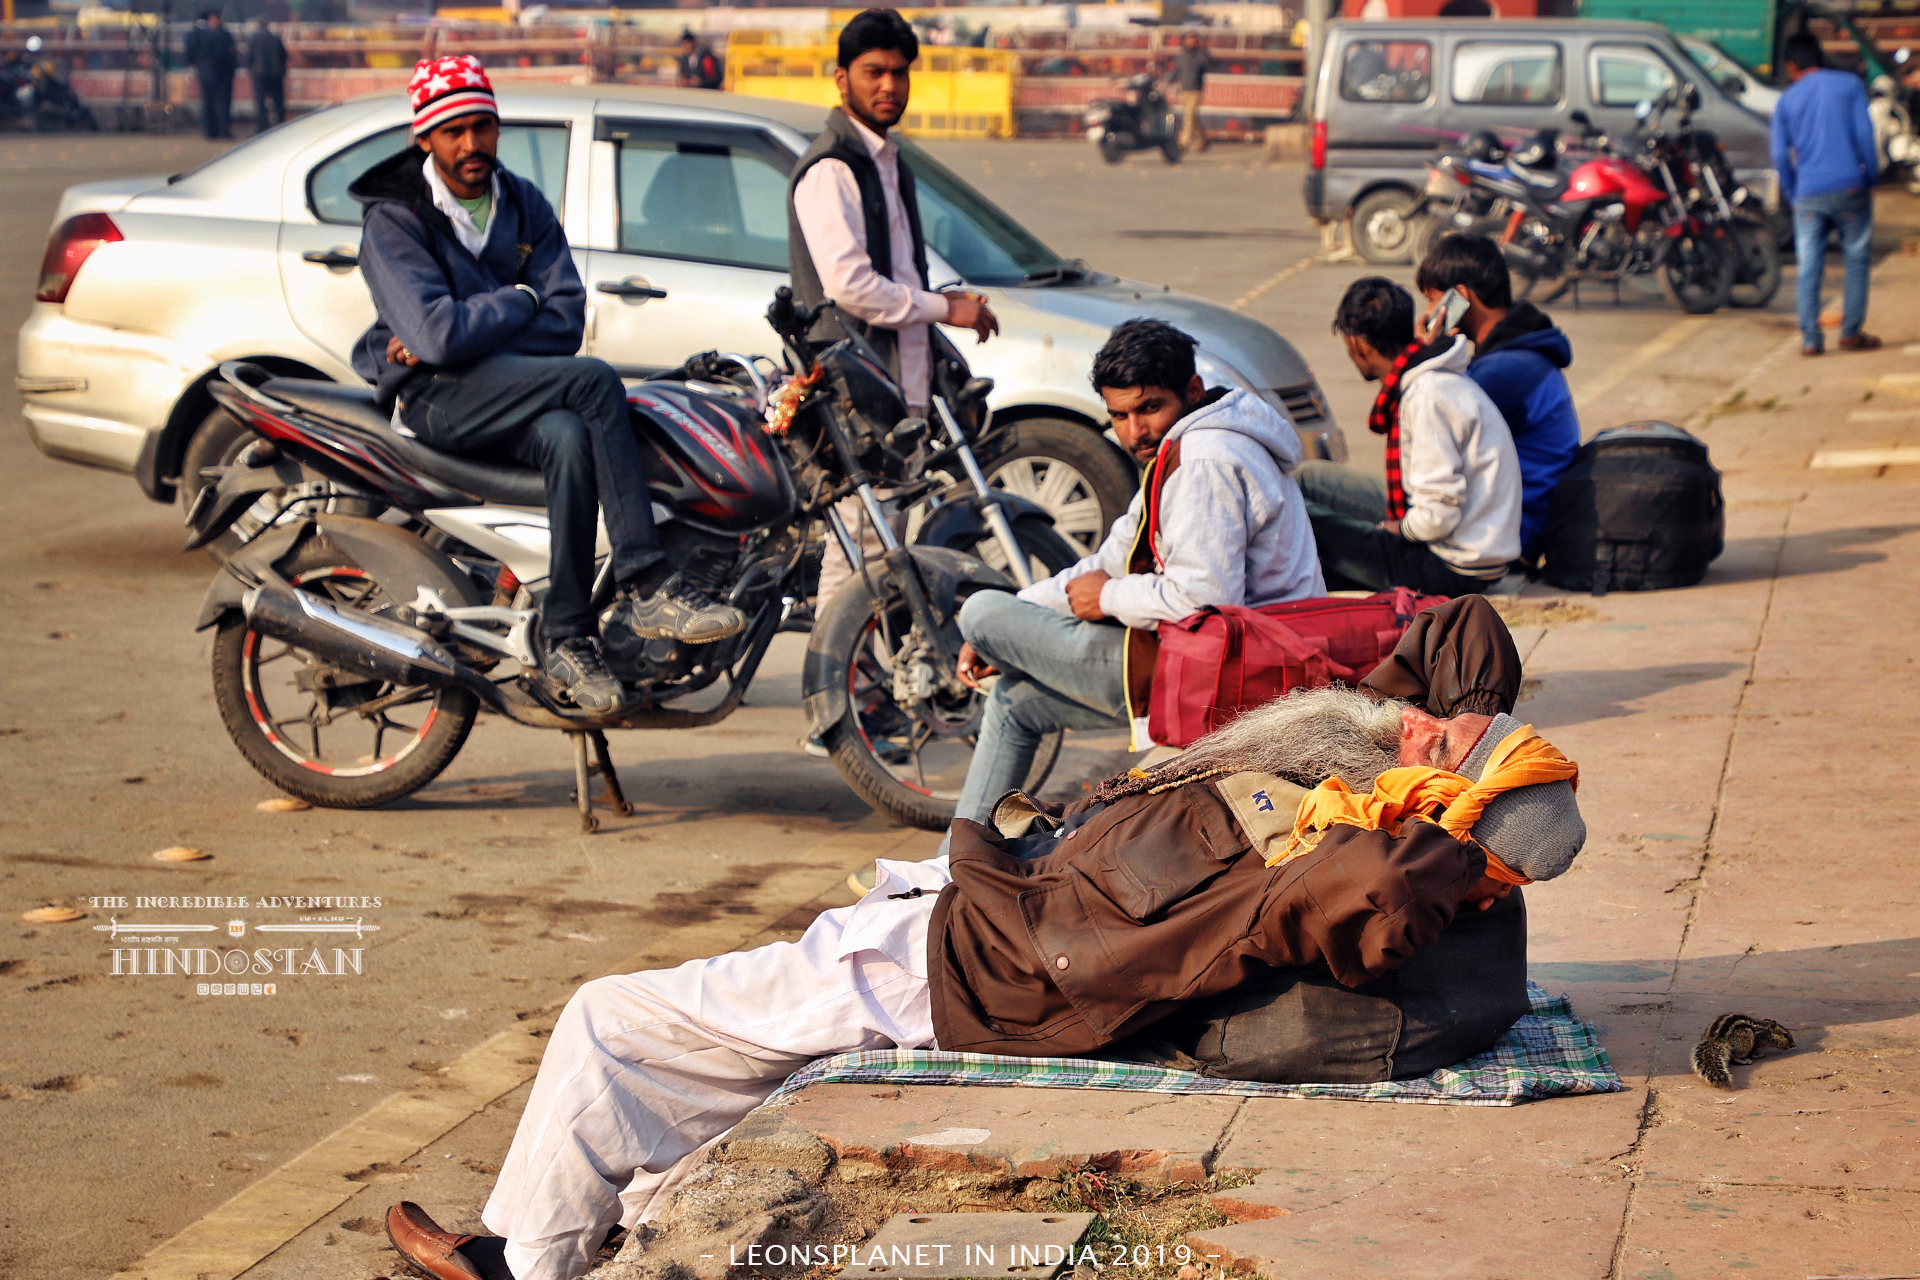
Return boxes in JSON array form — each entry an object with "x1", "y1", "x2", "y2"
[{"x1": 1303, "y1": 19, "x2": 1777, "y2": 263}]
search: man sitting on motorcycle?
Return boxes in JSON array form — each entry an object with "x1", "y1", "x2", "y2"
[
  {"x1": 350, "y1": 56, "x2": 744, "y2": 715},
  {"x1": 1296, "y1": 277, "x2": 1521, "y2": 596},
  {"x1": 947, "y1": 318, "x2": 1325, "y2": 829}
]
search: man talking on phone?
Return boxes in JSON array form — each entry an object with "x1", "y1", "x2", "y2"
[{"x1": 1295, "y1": 275, "x2": 1521, "y2": 596}]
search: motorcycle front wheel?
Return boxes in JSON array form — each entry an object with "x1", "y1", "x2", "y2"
[
  {"x1": 1098, "y1": 133, "x2": 1127, "y2": 164},
  {"x1": 1659, "y1": 229, "x2": 1735, "y2": 314},
  {"x1": 210, "y1": 537, "x2": 480, "y2": 808},
  {"x1": 813, "y1": 569, "x2": 1072, "y2": 833}
]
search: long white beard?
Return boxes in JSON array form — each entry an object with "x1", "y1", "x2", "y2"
[{"x1": 1166, "y1": 685, "x2": 1405, "y2": 792}]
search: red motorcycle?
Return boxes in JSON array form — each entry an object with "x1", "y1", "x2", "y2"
[{"x1": 1494, "y1": 91, "x2": 1735, "y2": 313}]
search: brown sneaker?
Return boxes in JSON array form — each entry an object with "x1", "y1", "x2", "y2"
[
  {"x1": 1839, "y1": 333, "x2": 1883, "y2": 351},
  {"x1": 385, "y1": 1201, "x2": 512, "y2": 1280}
]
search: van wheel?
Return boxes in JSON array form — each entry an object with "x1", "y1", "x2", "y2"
[{"x1": 1351, "y1": 189, "x2": 1420, "y2": 265}]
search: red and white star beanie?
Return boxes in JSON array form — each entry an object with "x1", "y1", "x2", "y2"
[{"x1": 408, "y1": 55, "x2": 497, "y2": 137}]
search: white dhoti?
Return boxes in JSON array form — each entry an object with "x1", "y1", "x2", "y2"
[{"x1": 483, "y1": 857, "x2": 950, "y2": 1280}]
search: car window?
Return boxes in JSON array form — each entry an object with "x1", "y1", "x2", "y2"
[
  {"x1": 1452, "y1": 42, "x2": 1563, "y2": 105},
  {"x1": 1339, "y1": 40, "x2": 1432, "y2": 102},
  {"x1": 897, "y1": 136, "x2": 1065, "y2": 286},
  {"x1": 1591, "y1": 45, "x2": 1677, "y2": 108},
  {"x1": 614, "y1": 138, "x2": 790, "y2": 270},
  {"x1": 308, "y1": 123, "x2": 570, "y2": 225}
]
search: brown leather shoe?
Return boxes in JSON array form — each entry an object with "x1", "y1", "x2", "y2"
[
  {"x1": 1839, "y1": 332, "x2": 1883, "y2": 350},
  {"x1": 386, "y1": 1201, "x2": 510, "y2": 1280}
]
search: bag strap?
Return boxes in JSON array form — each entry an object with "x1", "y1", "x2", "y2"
[{"x1": 1211, "y1": 609, "x2": 1247, "y2": 734}]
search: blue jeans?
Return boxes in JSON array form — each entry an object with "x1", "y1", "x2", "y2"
[
  {"x1": 950, "y1": 590, "x2": 1128, "y2": 828},
  {"x1": 1794, "y1": 187, "x2": 1873, "y2": 349}
]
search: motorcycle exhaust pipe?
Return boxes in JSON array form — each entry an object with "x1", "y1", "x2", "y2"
[{"x1": 242, "y1": 570, "x2": 462, "y2": 690}]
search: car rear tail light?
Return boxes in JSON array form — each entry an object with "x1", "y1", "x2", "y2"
[
  {"x1": 1309, "y1": 120, "x2": 1327, "y2": 170},
  {"x1": 36, "y1": 212, "x2": 122, "y2": 304}
]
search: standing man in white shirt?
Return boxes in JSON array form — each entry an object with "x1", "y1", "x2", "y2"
[{"x1": 787, "y1": 7, "x2": 1000, "y2": 608}]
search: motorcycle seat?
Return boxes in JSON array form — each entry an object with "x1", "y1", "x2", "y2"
[{"x1": 261, "y1": 378, "x2": 547, "y2": 507}]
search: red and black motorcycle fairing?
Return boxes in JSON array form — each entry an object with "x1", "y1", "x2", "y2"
[{"x1": 628, "y1": 382, "x2": 795, "y2": 534}]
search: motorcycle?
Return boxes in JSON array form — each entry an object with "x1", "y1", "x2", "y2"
[
  {"x1": 183, "y1": 289, "x2": 1082, "y2": 832},
  {"x1": 1486, "y1": 91, "x2": 1733, "y2": 314},
  {"x1": 4, "y1": 38, "x2": 98, "y2": 133},
  {"x1": 1084, "y1": 71, "x2": 1182, "y2": 165},
  {"x1": 1672, "y1": 118, "x2": 1781, "y2": 309}
]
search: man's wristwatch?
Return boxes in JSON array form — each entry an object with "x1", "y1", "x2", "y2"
[{"x1": 514, "y1": 283, "x2": 540, "y2": 310}]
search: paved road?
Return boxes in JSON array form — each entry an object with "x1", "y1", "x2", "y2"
[{"x1": 0, "y1": 130, "x2": 1882, "y2": 1280}]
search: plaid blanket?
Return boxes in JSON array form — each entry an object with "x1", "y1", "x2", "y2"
[{"x1": 768, "y1": 984, "x2": 1618, "y2": 1108}]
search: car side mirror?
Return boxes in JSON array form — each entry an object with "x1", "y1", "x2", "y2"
[{"x1": 1719, "y1": 73, "x2": 1745, "y2": 95}]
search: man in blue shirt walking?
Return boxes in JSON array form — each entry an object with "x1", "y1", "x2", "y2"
[{"x1": 1772, "y1": 30, "x2": 1881, "y2": 355}]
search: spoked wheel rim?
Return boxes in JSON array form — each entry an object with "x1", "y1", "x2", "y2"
[
  {"x1": 987, "y1": 456, "x2": 1104, "y2": 554},
  {"x1": 845, "y1": 608, "x2": 980, "y2": 799},
  {"x1": 239, "y1": 566, "x2": 439, "y2": 778}
]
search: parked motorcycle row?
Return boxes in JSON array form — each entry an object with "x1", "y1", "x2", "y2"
[
  {"x1": 185, "y1": 288, "x2": 1082, "y2": 832},
  {"x1": 1410, "y1": 86, "x2": 1779, "y2": 315},
  {"x1": 3, "y1": 37, "x2": 99, "y2": 133}
]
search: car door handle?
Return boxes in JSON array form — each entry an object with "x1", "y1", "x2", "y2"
[
  {"x1": 596, "y1": 279, "x2": 668, "y2": 300},
  {"x1": 301, "y1": 249, "x2": 359, "y2": 269}
]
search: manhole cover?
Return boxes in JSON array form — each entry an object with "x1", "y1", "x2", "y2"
[{"x1": 836, "y1": 1211, "x2": 1096, "y2": 1280}]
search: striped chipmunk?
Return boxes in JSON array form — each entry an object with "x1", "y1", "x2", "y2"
[{"x1": 1691, "y1": 1013, "x2": 1796, "y2": 1088}]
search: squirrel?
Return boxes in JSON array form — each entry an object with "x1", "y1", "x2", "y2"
[{"x1": 1691, "y1": 1013, "x2": 1795, "y2": 1088}]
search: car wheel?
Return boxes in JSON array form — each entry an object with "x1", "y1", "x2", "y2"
[
  {"x1": 1351, "y1": 188, "x2": 1420, "y2": 265},
  {"x1": 973, "y1": 418, "x2": 1136, "y2": 555},
  {"x1": 181, "y1": 403, "x2": 381, "y2": 562}
]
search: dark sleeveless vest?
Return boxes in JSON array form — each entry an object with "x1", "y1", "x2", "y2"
[{"x1": 785, "y1": 107, "x2": 931, "y2": 387}]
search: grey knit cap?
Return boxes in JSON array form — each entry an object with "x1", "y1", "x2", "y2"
[{"x1": 1455, "y1": 713, "x2": 1586, "y2": 881}]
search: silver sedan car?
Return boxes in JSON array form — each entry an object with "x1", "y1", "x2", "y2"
[{"x1": 18, "y1": 86, "x2": 1343, "y2": 550}]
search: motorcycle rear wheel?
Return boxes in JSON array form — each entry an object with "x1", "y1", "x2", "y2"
[
  {"x1": 1727, "y1": 215, "x2": 1782, "y2": 309},
  {"x1": 210, "y1": 537, "x2": 480, "y2": 808},
  {"x1": 1659, "y1": 230, "x2": 1735, "y2": 314}
]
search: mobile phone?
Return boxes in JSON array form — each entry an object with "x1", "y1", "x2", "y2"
[{"x1": 1435, "y1": 286, "x2": 1471, "y2": 336}]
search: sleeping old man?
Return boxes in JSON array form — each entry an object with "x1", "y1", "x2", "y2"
[{"x1": 387, "y1": 597, "x2": 1581, "y2": 1280}]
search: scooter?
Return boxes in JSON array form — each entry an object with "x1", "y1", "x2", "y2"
[
  {"x1": 1084, "y1": 71, "x2": 1182, "y2": 164},
  {"x1": 183, "y1": 292, "x2": 1081, "y2": 832}
]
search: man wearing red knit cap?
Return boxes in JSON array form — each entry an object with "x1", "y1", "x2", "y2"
[{"x1": 346, "y1": 56, "x2": 745, "y2": 715}]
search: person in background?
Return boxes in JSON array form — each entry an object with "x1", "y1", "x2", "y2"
[
  {"x1": 1773, "y1": 29, "x2": 1881, "y2": 356},
  {"x1": 1296, "y1": 276, "x2": 1520, "y2": 596},
  {"x1": 247, "y1": 20, "x2": 288, "y2": 133},
  {"x1": 1173, "y1": 29, "x2": 1210, "y2": 153},
  {"x1": 786, "y1": 7, "x2": 999, "y2": 753},
  {"x1": 185, "y1": 9, "x2": 237, "y2": 141},
  {"x1": 676, "y1": 29, "x2": 723, "y2": 90},
  {"x1": 1414, "y1": 233, "x2": 1579, "y2": 564}
]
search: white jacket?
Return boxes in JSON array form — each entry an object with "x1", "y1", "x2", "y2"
[
  {"x1": 1397, "y1": 335, "x2": 1522, "y2": 575},
  {"x1": 1018, "y1": 388, "x2": 1326, "y2": 630}
]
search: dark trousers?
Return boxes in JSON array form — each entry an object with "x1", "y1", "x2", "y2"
[
  {"x1": 1295, "y1": 460, "x2": 1500, "y2": 598},
  {"x1": 196, "y1": 70, "x2": 233, "y2": 138},
  {"x1": 400, "y1": 355, "x2": 664, "y2": 641},
  {"x1": 253, "y1": 74, "x2": 285, "y2": 131}
]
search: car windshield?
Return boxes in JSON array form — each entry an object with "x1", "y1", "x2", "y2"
[
  {"x1": 1680, "y1": 38, "x2": 1769, "y2": 87},
  {"x1": 893, "y1": 136, "x2": 1074, "y2": 286}
]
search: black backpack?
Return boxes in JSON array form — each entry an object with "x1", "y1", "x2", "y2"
[{"x1": 1539, "y1": 422, "x2": 1724, "y2": 595}]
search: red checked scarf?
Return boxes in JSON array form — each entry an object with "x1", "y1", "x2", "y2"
[{"x1": 1366, "y1": 339, "x2": 1453, "y2": 521}]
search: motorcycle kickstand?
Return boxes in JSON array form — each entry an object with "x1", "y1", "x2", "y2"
[
  {"x1": 588, "y1": 730, "x2": 633, "y2": 817},
  {"x1": 568, "y1": 732, "x2": 599, "y2": 834}
]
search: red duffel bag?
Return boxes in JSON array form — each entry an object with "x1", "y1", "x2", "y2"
[{"x1": 1144, "y1": 588, "x2": 1447, "y2": 749}]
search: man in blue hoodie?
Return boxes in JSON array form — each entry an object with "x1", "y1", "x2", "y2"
[
  {"x1": 1414, "y1": 233, "x2": 1580, "y2": 563},
  {"x1": 350, "y1": 56, "x2": 743, "y2": 714},
  {"x1": 1772, "y1": 30, "x2": 1881, "y2": 356}
]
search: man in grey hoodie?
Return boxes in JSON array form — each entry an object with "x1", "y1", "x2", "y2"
[{"x1": 947, "y1": 319, "x2": 1325, "y2": 824}]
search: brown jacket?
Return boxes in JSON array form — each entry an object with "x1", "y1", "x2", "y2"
[{"x1": 927, "y1": 774, "x2": 1485, "y2": 1057}]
